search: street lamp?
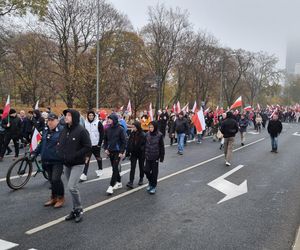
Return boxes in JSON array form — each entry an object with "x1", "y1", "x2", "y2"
[{"x1": 96, "y1": 0, "x2": 100, "y2": 111}]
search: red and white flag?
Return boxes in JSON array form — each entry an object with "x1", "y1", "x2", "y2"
[
  {"x1": 149, "y1": 103, "x2": 153, "y2": 121},
  {"x1": 2, "y1": 95, "x2": 10, "y2": 119},
  {"x1": 192, "y1": 107, "x2": 206, "y2": 133},
  {"x1": 270, "y1": 108, "x2": 278, "y2": 118},
  {"x1": 257, "y1": 103, "x2": 261, "y2": 111},
  {"x1": 165, "y1": 105, "x2": 168, "y2": 112},
  {"x1": 204, "y1": 107, "x2": 210, "y2": 115},
  {"x1": 119, "y1": 105, "x2": 124, "y2": 112},
  {"x1": 192, "y1": 101, "x2": 197, "y2": 113},
  {"x1": 230, "y1": 96, "x2": 242, "y2": 110},
  {"x1": 30, "y1": 128, "x2": 42, "y2": 152},
  {"x1": 126, "y1": 100, "x2": 132, "y2": 115},
  {"x1": 244, "y1": 105, "x2": 252, "y2": 111},
  {"x1": 176, "y1": 101, "x2": 181, "y2": 114},
  {"x1": 172, "y1": 103, "x2": 176, "y2": 113},
  {"x1": 181, "y1": 103, "x2": 189, "y2": 113}
]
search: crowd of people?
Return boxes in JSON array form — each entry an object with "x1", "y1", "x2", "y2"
[{"x1": 0, "y1": 104, "x2": 289, "y2": 222}]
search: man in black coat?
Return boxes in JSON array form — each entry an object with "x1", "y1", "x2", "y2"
[
  {"x1": 220, "y1": 111, "x2": 239, "y2": 166},
  {"x1": 267, "y1": 113, "x2": 282, "y2": 153},
  {"x1": 57, "y1": 109, "x2": 92, "y2": 223}
]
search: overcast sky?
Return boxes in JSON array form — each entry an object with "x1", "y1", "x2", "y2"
[{"x1": 109, "y1": 0, "x2": 300, "y2": 69}]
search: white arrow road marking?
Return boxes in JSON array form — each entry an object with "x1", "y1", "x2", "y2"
[
  {"x1": 293, "y1": 132, "x2": 300, "y2": 136},
  {"x1": 208, "y1": 165, "x2": 248, "y2": 204},
  {"x1": 0, "y1": 239, "x2": 18, "y2": 250}
]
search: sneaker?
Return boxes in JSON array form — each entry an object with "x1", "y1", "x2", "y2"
[
  {"x1": 113, "y1": 182, "x2": 122, "y2": 190},
  {"x1": 126, "y1": 182, "x2": 134, "y2": 189},
  {"x1": 138, "y1": 178, "x2": 143, "y2": 186},
  {"x1": 106, "y1": 186, "x2": 114, "y2": 195},
  {"x1": 95, "y1": 169, "x2": 103, "y2": 177},
  {"x1": 149, "y1": 187, "x2": 156, "y2": 194},
  {"x1": 241, "y1": 143, "x2": 244, "y2": 146},
  {"x1": 6, "y1": 149, "x2": 12, "y2": 155},
  {"x1": 65, "y1": 210, "x2": 76, "y2": 221},
  {"x1": 225, "y1": 161, "x2": 231, "y2": 166},
  {"x1": 178, "y1": 151, "x2": 183, "y2": 155},
  {"x1": 74, "y1": 209, "x2": 83, "y2": 223},
  {"x1": 79, "y1": 174, "x2": 87, "y2": 182},
  {"x1": 146, "y1": 185, "x2": 152, "y2": 191},
  {"x1": 197, "y1": 141, "x2": 202, "y2": 144}
]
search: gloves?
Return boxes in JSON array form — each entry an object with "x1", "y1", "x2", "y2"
[{"x1": 159, "y1": 158, "x2": 164, "y2": 163}]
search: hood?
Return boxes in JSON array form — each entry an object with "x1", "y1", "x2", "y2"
[
  {"x1": 87, "y1": 110, "x2": 96, "y2": 122},
  {"x1": 63, "y1": 109, "x2": 80, "y2": 127},
  {"x1": 226, "y1": 111, "x2": 233, "y2": 119},
  {"x1": 132, "y1": 121, "x2": 142, "y2": 132},
  {"x1": 149, "y1": 121, "x2": 158, "y2": 134},
  {"x1": 33, "y1": 109, "x2": 41, "y2": 118},
  {"x1": 108, "y1": 113, "x2": 119, "y2": 126}
]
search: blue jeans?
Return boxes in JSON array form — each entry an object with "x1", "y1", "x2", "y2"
[
  {"x1": 270, "y1": 136, "x2": 278, "y2": 151},
  {"x1": 177, "y1": 133, "x2": 185, "y2": 153}
]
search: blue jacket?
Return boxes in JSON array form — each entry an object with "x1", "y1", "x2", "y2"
[{"x1": 35, "y1": 125, "x2": 64, "y2": 164}]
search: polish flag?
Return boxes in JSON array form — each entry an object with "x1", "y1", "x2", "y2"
[
  {"x1": 30, "y1": 128, "x2": 42, "y2": 152},
  {"x1": 204, "y1": 107, "x2": 210, "y2": 115},
  {"x1": 270, "y1": 108, "x2": 278, "y2": 118},
  {"x1": 149, "y1": 103, "x2": 153, "y2": 121},
  {"x1": 165, "y1": 105, "x2": 168, "y2": 112},
  {"x1": 192, "y1": 107, "x2": 206, "y2": 133},
  {"x1": 181, "y1": 103, "x2": 189, "y2": 113},
  {"x1": 34, "y1": 100, "x2": 39, "y2": 110},
  {"x1": 230, "y1": 96, "x2": 242, "y2": 110},
  {"x1": 257, "y1": 103, "x2": 261, "y2": 111},
  {"x1": 119, "y1": 105, "x2": 124, "y2": 112},
  {"x1": 2, "y1": 95, "x2": 10, "y2": 119},
  {"x1": 244, "y1": 105, "x2": 252, "y2": 111},
  {"x1": 192, "y1": 101, "x2": 197, "y2": 113},
  {"x1": 172, "y1": 103, "x2": 176, "y2": 113},
  {"x1": 126, "y1": 100, "x2": 132, "y2": 115},
  {"x1": 176, "y1": 101, "x2": 181, "y2": 114}
]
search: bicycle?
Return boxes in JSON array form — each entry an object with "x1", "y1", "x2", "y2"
[{"x1": 6, "y1": 143, "x2": 49, "y2": 190}]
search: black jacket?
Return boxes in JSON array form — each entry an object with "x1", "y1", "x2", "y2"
[
  {"x1": 57, "y1": 109, "x2": 92, "y2": 167},
  {"x1": 267, "y1": 119, "x2": 282, "y2": 137},
  {"x1": 127, "y1": 122, "x2": 146, "y2": 157},
  {"x1": 220, "y1": 114, "x2": 239, "y2": 138},
  {"x1": 103, "y1": 113, "x2": 126, "y2": 154},
  {"x1": 172, "y1": 118, "x2": 189, "y2": 134},
  {"x1": 32, "y1": 110, "x2": 45, "y2": 133},
  {"x1": 1, "y1": 115, "x2": 21, "y2": 139},
  {"x1": 145, "y1": 121, "x2": 165, "y2": 162}
]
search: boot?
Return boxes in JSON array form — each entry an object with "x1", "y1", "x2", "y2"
[
  {"x1": 54, "y1": 197, "x2": 65, "y2": 208},
  {"x1": 44, "y1": 196, "x2": 57, "y2": 207}
]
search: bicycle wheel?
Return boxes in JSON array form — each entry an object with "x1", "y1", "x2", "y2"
[
  {"x1": 42, "y1": 169, "x2": 49, "y2": 180},
  {"x1": 6, "y1": 157, "x2": 33, "y2": 190}
]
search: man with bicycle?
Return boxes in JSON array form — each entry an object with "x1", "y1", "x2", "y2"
[{"x1": 32, "y1": 113, "x2": 65, "y2": 208}]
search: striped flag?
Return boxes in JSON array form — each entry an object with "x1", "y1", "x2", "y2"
[
  {"x1": 192, "y1": 107, "x2": 206, "y2": 133},
  {"x1": 2, "y1": 95, "x2": 10, "y2": 119},
  {"x1": 30, "y1": 129, "x2": 42, "y2": 152},
  {"x1": 230, "y1": 96, "x2": 242, "y2": 110}
]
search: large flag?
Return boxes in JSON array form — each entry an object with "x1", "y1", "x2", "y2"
[
  {"x1": 230, "y1": 96, "x2": 242, "y2": 110},
  {"x1": 126, "y1": 100, "x2": 132, "y2": 116},
  {"x1": 30, "y1": 128, "x2": 42, "y2": 152},
  {"x1": 149, "y1": 103, "x2": 153, "y2": 121},
  {"x1": 2, "y1": 95, "x2": 10, "y2": 119},
  {"x1": 34, "y1": 100, "x2": 39, "y2": 110},
  {"x1": 192, "y1": 101, "x2": 197, "y2": 113},
  {"x1": 192, "y1": 107, "x2": 206, "y2": 133}
]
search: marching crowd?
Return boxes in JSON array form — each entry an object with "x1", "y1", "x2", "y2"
[{"x1": 0, "y1": 104, "x2": 289, "y2": 222}]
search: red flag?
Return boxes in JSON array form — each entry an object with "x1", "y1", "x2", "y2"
[
  {"x1": 172, "y1": 104, "x2": 176, "y2": 113},
  {"x1": 30, "y1": 128, "x2": 42, "y2": 152},
  {"x1": 126, "y1": 100, "x2": 132, "y2": 115},
  {"x1": 192, "y1": 108, "x2": 206, "y2": 133},
  {"x1": 176, "y1": 101, "x2": 181, "y2": 114},
  {"x1": 230, "y1": 96, "x2": 242, "y2": 110},
  {"x1": 2, "y1": 95, "x2": 10, "y2": 119}
]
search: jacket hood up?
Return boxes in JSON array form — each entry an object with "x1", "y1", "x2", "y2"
[
  {"x1": 63, "y1": 109, "x2": 80, "y2": 127},
  {"x1": 108, "y1": 113, "x2": 119, "y2": 126}
]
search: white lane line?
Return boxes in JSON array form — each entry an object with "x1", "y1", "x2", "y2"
[
  {"x1": 0, "y1": 172, "x2": 37, "y2": 183},
  {"x1": 25, "y1": 137, "x2": 265, "y2": 235},
  {"x1": 0, "y1": 239, "x2": 18, "y2": 250}
]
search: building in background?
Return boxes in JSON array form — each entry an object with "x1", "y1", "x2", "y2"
[{"x1": 286, "y1": 37, "x2": 300, "y2": 75}]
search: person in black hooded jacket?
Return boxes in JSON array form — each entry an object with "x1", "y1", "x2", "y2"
[
  {"x1": 103, "y1": 113, "x2": 126, "y2": 195},
  {"x1": 144, "y1": 121, "x2": 165, "y2": 194},
  {"x1": 32, "y1": 109, "x2": 45, "y2": 133},
  {"x1": 57, "y1": 109, "x2": 92, "y2": 223},
  {"x1": 126, "y1": 121, "x2": 146, "y2": 188}
]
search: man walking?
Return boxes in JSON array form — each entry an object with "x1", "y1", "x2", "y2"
[
  {"x1": 267, "y1": 113, "x2": 282, "y2": 153},
  {"x1": 103, "y1": 113, "x2": 126, "y2": 195},
  {"x1": 57, "y1": 109, "x2": 91, "y2": 223},
  {"x1": 220, "y1": 111, "x2": 239, "y2": 166},
  {"x1": 171, "y1": 111, "x2": 189, "y2": 155},
  {"x1": 238, "y1": 114, "x2": 248, "y2": 146}
]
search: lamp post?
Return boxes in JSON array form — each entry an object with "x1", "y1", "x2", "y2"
[{"x1": 96, "y1": 0, "x2": 100, "y2": 111}]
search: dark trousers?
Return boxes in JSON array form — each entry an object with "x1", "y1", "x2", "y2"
[
  {"x1": 1, "y1": 135, "x2": 19, "y2": 157},
  {"x1": 83, "y1": 145, "x2": 102, "y2": 175},
  {"x1": 0, "y1": 133, "x2": 4, "y2": 156},
  {"x1": 44, "y1": 163, "x2": 64, "y2": 197},
  {"x1": 109, "y1": 152, "x2": 121, "y2": 186},
  {"x1": 144, "y1": 160, "x2": 159, "y2": 188},
  {"x1": 129, "y1": 154, "x2": 145, "y2": 182}
]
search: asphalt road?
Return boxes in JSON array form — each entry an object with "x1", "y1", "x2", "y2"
[{"x1": 0, "y1": 123, "x2": 300, "y2": 250}]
